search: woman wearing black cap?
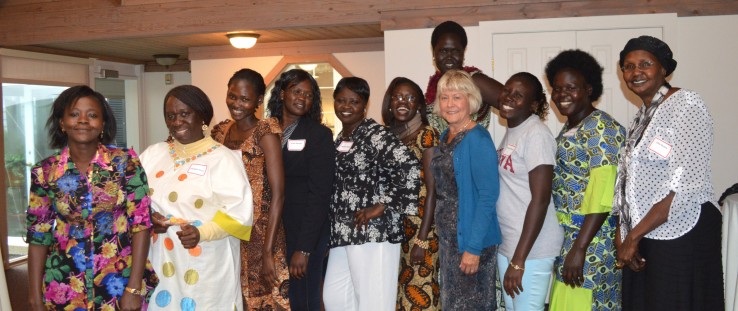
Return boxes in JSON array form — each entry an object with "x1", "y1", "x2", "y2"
[{"x1": 613, "y1": 35, "x2": 724, "y2": 310}]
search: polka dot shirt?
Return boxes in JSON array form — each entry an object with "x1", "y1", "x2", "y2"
[{"x1": 620, "y1": 89, "x2": 716, "y2": 240}]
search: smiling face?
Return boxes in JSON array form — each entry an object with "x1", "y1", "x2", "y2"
[
  {"x1": 498, "y1": 76, "x2": 536, "y2": 128},
  {"x1": 282, "y1": 80, "x2": 314, "y2": 120},
  {"x1": 334, "y1": 87, "x2": 366, "y2": 134},
  {"x1": 551, "y1": 68, "x2": 594, "y2": 125},
  {"x1": 433, "y1": 33, "x2": 465, "y2": 74},
  {"x1": 622, "y1": 50, "x2": 667, "y2": 104},
  {"x1": 390, "y1": 83, "x2": 421, "y2": 123},
  {"x1": 438, "y1": 89, "x2": 471, "y2": 127},
  {"x1": 226, "y1": 79, "x2": 261, "y2": 122},
  {"x1": 165, "y1": 96, "x2": 205, "y2": 144},
  {"x1": 60, "y1": 96, "x2": 105, "y2": 146}
]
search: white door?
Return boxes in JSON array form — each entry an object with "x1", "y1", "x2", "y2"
[{"x1": 490, "y1": 27, "x2": 663, "y2": 142}]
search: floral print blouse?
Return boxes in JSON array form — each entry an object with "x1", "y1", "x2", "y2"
[
  {"x1": 330, "y1": 118, "x2": 420, "y2": 247},
  {"x1": 26, "y1": 144, "x2": 157, "y2": 310}
]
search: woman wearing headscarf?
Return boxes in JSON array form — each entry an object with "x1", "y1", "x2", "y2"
[
  {"x1": 381, "y1": 77, "x2": 441, "y2": 311},
  {"x1": 141, "y1": 85, "x2": 253, "y2": 310},
  {"x1": 614, "y1": 35, "x2": 724, "y2": 310}
]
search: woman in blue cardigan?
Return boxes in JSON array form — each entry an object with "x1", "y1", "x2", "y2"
[{"x1": 428, "y1": 69, "x2": 502, "y2": 310}]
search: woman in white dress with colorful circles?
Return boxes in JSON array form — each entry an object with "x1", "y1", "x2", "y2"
[{"x1": 141, "y1": 85, "x2": 254, "y2": 311}]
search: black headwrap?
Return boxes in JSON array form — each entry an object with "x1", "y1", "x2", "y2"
[{"x1": 619, "y1": 35, "x2": 678, "y2": 76}]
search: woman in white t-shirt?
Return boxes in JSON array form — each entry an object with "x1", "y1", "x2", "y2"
[{"x1": 496, "y1": 72, "x2": 564, "y2": 310}]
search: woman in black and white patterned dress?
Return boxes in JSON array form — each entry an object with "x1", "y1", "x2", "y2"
[
  {"x1": 613, "y1": 35, "x2": 724, "y2": 310},
  {"x1": 323, "y1": 77, "x2": 420, "y2": 311}
]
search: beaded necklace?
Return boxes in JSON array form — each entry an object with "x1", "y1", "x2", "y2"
[{"x1": 168, "y1": 137, "x2": 220, "y2": 169}]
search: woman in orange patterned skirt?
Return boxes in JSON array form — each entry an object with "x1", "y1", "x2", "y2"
[
  {"x1": 382, "y1": 77, "x2": 441, "y2": 311},
  {"x1": 211, "y1": 68, "x2": 290, "y2": 310}
]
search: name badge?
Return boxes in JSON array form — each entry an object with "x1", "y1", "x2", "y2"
[
  {"x1": 647, "y1": 137, "x2": 672, "y2": 159},
  {"x1": 287, "y1": 139, "x2": 306, "y2": 151},
  {"x1": 337, "y1": 141, "x2": 353, "y2": 153},
  {"x1": 502, "y1": 144, "x2": 517, "y2": 156},
  {"x1": 187, "y1": 164, "x2": 207, "y2": 176}
]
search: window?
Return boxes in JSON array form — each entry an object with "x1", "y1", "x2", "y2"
[{"x1": 2, "y1": 83, "x2": 68, "y2": 263}]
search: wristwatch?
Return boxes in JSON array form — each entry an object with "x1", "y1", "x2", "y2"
[{"x1": 125, "y1": 286, "x2": 146, "y2": 296}]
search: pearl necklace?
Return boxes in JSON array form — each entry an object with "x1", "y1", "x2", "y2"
[{"x1": 168, "y1": 139, "x2": 220, "y2": 169}]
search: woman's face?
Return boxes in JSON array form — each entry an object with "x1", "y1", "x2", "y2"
[
  {"x1": 551, "y1": 68, "x2": 593, "y2": 120},
  {"x1": 282, "y1": 80, "x2": 314, "y2": 119},
  {"x1": 433, "y1": 33, "x2": 465, "y2": 74},
  {"x1": 60, "y1": 96, "x2": 105, "y2": 145},
  {"x1": 438, "y1": 89, "x2": 471, "y2": 126},
  {"x1": 165, "y1": 96, "x2": 205, "y2": 144},
  {"x1": 622, "y1": 50, "x2": 667, "y2": 101},
  {"x1": 334, "y1": 88, "x2": 366, "y2": 130},
  {"x1": 389, "y1": 83, "x2": 421, "y2": 123},
  {"x1": 226, "y1": 79, "x2": 262, "y2": 122},
  {"x1": 498, "y1": 76, "x2": 536, "y2": 127}
]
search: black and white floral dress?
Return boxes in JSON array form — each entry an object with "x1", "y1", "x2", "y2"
[{"x1": 330, "y1": 118, "x2": 420, "y2": 247}]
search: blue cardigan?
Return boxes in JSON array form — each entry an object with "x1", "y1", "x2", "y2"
[{"x1": 443, "y1": 124, "x2": 502, "y2": 255}]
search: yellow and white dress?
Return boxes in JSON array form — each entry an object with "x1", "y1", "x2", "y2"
[{"x1": 141, "y1": 137, "x2": 253, "y2": 311}]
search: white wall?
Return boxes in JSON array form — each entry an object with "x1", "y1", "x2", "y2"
[
  {"x1": 676, "y1": 15, "x2": 738, "y2": 197},
  {"x1": 189, "y1": 52, "x2": 386, "y2": 126},
  {"x1": 141, "y1": 71, "x2": 192, "y2": 149},
  {"x1": 384, "y1": 14, "x2": 738, "y2": 198}
]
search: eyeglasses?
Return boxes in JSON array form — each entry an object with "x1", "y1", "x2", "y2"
[
  {"x1": 621, "y1": 61, "x2": 655, "y2": 72},
  {"x1": 390, "y1": 94, "x2": 417, "y2": 103},
  {"x1": 290, "y1": 87, "x2": 314, "y2": 100}
]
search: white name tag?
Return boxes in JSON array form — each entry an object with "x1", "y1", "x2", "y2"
[
  {"x1": 502, "y1": 144, "x2": 517, "y2": 156},
  {"x1": 336, "y1": 141, "x2": 353, "y2": 153},
  {"x1": 187, "y1": 164, "x2": 207, "y2": 176},
  {"x1": 647, "y1": 137, "x2": 672, "y2": 159},
  {"x1": 287, "y1": 139, "x2": 306, "y2": 151}
]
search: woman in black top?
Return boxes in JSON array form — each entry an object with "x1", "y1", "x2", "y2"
[{"x1": 267, "y1": 68, "x2": 335, "y2": 311}]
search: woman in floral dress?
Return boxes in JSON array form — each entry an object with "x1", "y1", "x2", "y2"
[
  {"x1": 211, "y1": 68, "x2": 290, "y2": 310},
  {"x1": 381, "y1": 77, "x2": 441, "y2": 311},
  {"x1": 27, "y1": 85, "x2": 157, "y2": 310}
]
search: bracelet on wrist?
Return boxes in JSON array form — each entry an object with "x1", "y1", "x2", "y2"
[
  {"x1": 299, "y1": 251, "x2": 311, "y2": 257},
  {"x1": 413, "y1": 237, "x2": 430, "y2": 250},
  {"x1": 125, "y1": 286, "x2": 146, "y2": 296},
  {"x1": 509, "y1": 261, "x2": 524, "y2": 271}
]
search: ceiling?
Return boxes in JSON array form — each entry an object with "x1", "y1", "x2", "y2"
[{"x1": 16, "y1": 24, "x2": 383, "y2": 65}]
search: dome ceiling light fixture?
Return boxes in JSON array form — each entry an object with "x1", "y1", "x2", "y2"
[
  {"x1": 226, "y1": 32, "x2": 261, "y2": 49},
  {"x1": 153, "y1": 54, "x2": 180, "y2": 67}
]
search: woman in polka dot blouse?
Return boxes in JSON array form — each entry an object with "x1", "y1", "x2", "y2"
[
  {"x1": 141, "y1": 85, "x2": 254, "y2": 311},
  {"x1": 613, "y1": 36, "x2": 724, "y2": 310}
]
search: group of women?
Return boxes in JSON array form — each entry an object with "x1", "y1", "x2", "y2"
[{"x1": 25, "y1": 19, "x2": 723, "y2": 311}]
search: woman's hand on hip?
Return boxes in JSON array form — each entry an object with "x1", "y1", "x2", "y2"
[{"x1": 459, "y1": 251, "x2": 480, "y2": 275}]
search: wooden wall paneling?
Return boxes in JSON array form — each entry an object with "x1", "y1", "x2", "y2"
[{"x1": 188, "y1": 37, "x2": 384, "y2": 60}]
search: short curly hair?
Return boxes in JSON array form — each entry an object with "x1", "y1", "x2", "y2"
[
  {"x1": 544, "y1": 49, "x2": 604, "y2": 102},
  {"x1": 431, "y1": 21, "x2": 467, "y2": 48}
]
